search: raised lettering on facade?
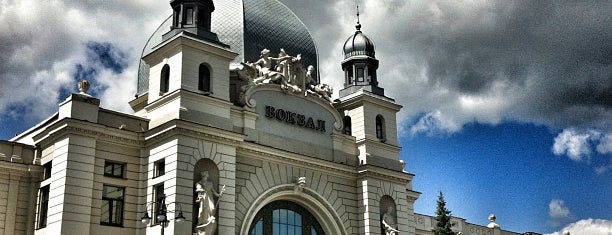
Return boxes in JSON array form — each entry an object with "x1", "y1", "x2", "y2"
[{"x1": 265, "y1": 105, "x2": 326, "y2": 132}]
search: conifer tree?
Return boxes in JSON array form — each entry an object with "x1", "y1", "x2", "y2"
[{"x1": 432, "y1": 191, "x2": 456, "y2": 235}]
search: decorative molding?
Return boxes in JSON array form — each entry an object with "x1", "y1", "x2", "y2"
[{"x1": 239, "y1": 184, "x2": 348, "y2": 235}]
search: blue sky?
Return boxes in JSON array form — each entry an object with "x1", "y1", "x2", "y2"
[
  {"x1": 404, "y1": 122, "x2": 611, "y2": 233},
  {"x1": 1, "y1": 1, "x2": 610, "y2": 234}
]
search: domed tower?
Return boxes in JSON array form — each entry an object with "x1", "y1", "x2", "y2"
[
  {"x1": 339, "y1": 12, "x2": 384, "y2": 97},
  {"x1": 335, "y1": 10, "x2": 416, "y2": 235},
  {"x1": 135, "y1": 0, "x2": 319, "y2": 97}
]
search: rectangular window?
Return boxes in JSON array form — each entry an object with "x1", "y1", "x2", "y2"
[
  {"x1": 104, "y1": 161, "x2": 125, "y2": 178},
  {"x1": 185, "y1": 8, "x2": 194, "y2": 24},
  {"x1": 356, "y1": 68, "x2": 365, "y2": 82},
  {"x1": 37, "y1": 185, "x2": 50, "y2": 229},
  {"x1": 101, "y1": 185, "x2": 124, "y2": 226},
  {"x1": 154, "y1": 159, "x2": 165, "y2": 178},
  {"x1": 42, "y1": 161, "x2": 52, "y2": 180},
  {"x1": 153, "y1": 183, "x2": 165, "y2": 225}
]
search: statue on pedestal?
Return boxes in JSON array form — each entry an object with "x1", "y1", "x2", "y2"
[
  {"x1": 195, "y1": 171, "x2": 225, "y2": 235},
  {"x1": 382, "y1": 206, "x2": 399, "y2": 235}
]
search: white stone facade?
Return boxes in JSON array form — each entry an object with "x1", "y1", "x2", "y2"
[{"x1": 0, "y1": 1, "x2": 531, "y2": 235}]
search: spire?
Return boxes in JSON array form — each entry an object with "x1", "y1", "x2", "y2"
[{"x1": 355, "y1": 5, "x2": 362, "y2": 31}]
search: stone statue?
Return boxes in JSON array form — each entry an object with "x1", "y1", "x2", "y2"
[
  {"x1": 237, "y1": 48, "x2": 334, "y2": 103},
  {"x1": 195, "y1": 171, "x2": 225, "y2": 235},
  {"x1": 251, "y1": 49, "x2": 284, "y2": 84},
  {"x1": 77, "y1": 79, "x2": 92, "y2": 97},
  {"x1": 486, "y1": 214, "x2": 500, "y2": 229},
  {"x1": 294, "y1": 176, "x2": 306, "y2": 193},
  {"x1": 382, "y1": 206, "x2": 399, "y2": 235}
]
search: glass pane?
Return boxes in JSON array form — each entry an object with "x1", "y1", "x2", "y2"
[
  {"x1": 186, "y1": 8, "x2": 194, "y2": 24},
  {"x1": 101, "y1": 200, "x2": 110, "y2": 223},
  {"x1": 104, "y1": 186, "x2": 124, "y2": 199},
  {"x1": 274, "y1": 223, "x2": 280, "y2": 234},
  {"x1": 311, "y1": 227, "x2": 317, "y2": 235},
  {"x1": 251, "y1": 220, "x2": 263, "y2": 235},
  {"x1": 113, "y1": 200, "x2": 123, "y2": 222},
  {"x1": 104, "y1": 163, "x2": 113, "y2": 174},
  {"x1": 296, "y1": 213, "x2": 302, "y2": 226},
  {"x1": 288, "y1": 225, "x2": 295, "y2": 235},
  {"x1": 280, "y1": 224, "x2": 287, "y2": 235},
  {"x1": 280, "y1": 209, "x2": 287, "y2": 224},
  {"x1": 273, "y1": 209, "x2": 279, "y2": 223},
  {"x1": 288, "y1": 210, "x2": 295, "y2": 224}
]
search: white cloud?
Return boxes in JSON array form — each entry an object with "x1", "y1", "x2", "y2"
[
  {"x1": 546, "y1": 219, "x2": 612, "y2": 235},
  {"x1": 410, "y1": 110, "x2": 462, "y2": 136},
  {"x1": 552, "y1": 129, "x2": 612, "y2": 173},
  {"x1": 0, "y1": 1, "x2": 169, "y2": 129},
  {"x1": 549, "y1": 199, "x2": 570, "y2": 220},
  {"x1": 552, "y1": 129, "x2": 597, "y2": 161},
  {"x1": 596, "y1": 134, "x2": 612, "y2": 155}
]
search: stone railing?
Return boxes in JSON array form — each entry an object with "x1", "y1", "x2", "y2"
[
  {"x1": 0, "y1": 140, "x2": 35, "y2": 164},
  {"x1": 414, "y1": 213, "x2": 523, "y2": 235}
]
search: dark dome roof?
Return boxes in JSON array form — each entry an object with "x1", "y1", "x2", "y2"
[
  {"x1": 343, "y1": 27, "x2": 375, "y2": 59},
  {"x1": 137, "y1": 0, "x2": 318, "y2": 96}
]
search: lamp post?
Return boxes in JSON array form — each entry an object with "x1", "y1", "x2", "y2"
[{"x1": 141, "y1": 194, "x2": 186, "y2": 234}]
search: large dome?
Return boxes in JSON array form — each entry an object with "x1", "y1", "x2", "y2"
[{"x1": 137, "y1": 0, "x2": 318, "y2": 96}]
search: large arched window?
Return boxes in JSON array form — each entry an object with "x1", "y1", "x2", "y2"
[
  {"x1": 343, "y1": 116, "x2": 352, "y2": 135},
  {"x1": 376, "y1": 115, "x2": 385, "y2": 141},
  {"x1": 249, "y1": 201, "x2": 324, "y2": 235},
  {"x1": 199, "y1": 63, "x2": 211, "y2": 92},
  {"x1": 160, "y1": 64, "x2": 170, "y2": 93}
]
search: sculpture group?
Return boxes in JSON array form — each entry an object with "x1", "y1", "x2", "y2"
[{"x1": 238, "y1": 48, "x2": 332, "y2": 102}]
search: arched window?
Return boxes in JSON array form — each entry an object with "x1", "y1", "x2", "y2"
[
  {"x1": 160, "y1": 64, "x2": 170, "y2": 93},
  {"x1": 198, "y1": 63, "x2": 211, "y2": 92},
  {"x1": 343, "y1": 116, "x2": 352, "y2": 135},
  {"x1": 249, "y1": 201, "x2": 324, "y2": 235},
  {"x1": 376, "y1": 115, "x2": 385, "y2": 141}
]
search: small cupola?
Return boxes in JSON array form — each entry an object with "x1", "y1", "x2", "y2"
[
  {"x1": 343, "y1": 22, "x2": 376, "y2": 59},
  {"x1": 339, "y1": 7, "x2": 384, "y2": 98},
  {"x1": 162, "y1": 0, "x2": 224, "y2": 46}
]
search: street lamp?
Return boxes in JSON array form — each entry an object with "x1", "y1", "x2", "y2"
[{"x1": 141, "y1": 194, "x2": 186, "y2": 229}]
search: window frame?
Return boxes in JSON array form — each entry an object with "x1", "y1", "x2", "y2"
[
  {"x1": 100, "y1": 185, "x2": 125, "y2": 227},
  {"x1": 198, "y1": 63, "x2": 211, "y2": 93},
  {"x1": 104, "y1": 161, "x2": 126, "y2": 178},
  {"x1": 343, "y1": 116, "x2": 352, "y2": 135},
  {"x1": 154, "y1": 159, "x2": 165, "y2": 178},
  {"x1": 153, "y1": 183, "x2": 165, "y2": 225},
  {"x1": 376, "y1": 115, "x2": 386, "y2": 141},
  {"x1": 160, "y1": 64, "x2": 170, "y2": 94},
  {"x1": 248, "y1": 200, "x2": 324, "y2": 235},
  {"x1": 42, "y1": 161, "x2": 52, "y2": 180},
  {"x1": 36, "y1": 185, "x2": 50, "y2": 229}
]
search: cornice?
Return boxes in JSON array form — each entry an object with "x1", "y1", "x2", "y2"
[
  {"x1": 33, "y1": 118, "x2": 144, "y2": 148},
  {"x1": 356, "y1": 164, "x2": 415, "y2": 183},
  {"x1": 144, "y1": 119, "x2": 244, "y2": 147},
  {"x1": 335, "y1": 90, "x2": 402, "y2": 111},
  {"x1": 355, "y1": 137, "x2": 402, "y2": 152}
]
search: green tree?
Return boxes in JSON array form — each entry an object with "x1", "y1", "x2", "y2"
[{"x1": 432, "y1": 191, "x2": 456, "y2": 235}]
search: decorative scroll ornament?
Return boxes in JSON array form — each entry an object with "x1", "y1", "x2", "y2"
[{"x1": 237, "y1": 48, "x2": 333, "y2": 103}]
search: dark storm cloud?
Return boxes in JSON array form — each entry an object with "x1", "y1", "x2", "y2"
[{"x1": 342, "y1": 0, "x2": 612, "y2": 131}]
